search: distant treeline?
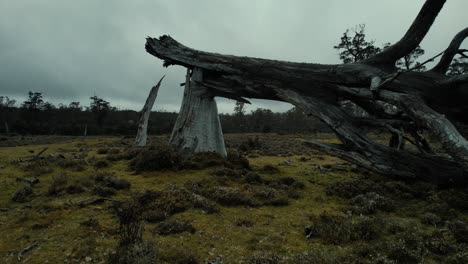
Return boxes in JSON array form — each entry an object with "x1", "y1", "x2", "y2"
[{"x1": 0, "y1": 92, "x2": 329, "y2": 136}]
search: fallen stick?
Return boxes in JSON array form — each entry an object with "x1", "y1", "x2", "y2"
[
  {"x1": 34, "y1": 147, "x2": 48, "y2": 159},
  {"x1": 17, "y1": 242, "x2": 39, "y2": 261},
  {"x1": 16, "y1": 177, "x2": 39, "y2": 185},
  {"x1": 68, "y1": 197, "x2": 118, "y2": 208}
]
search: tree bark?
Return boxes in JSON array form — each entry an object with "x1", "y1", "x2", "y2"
[
  {"x1": 135, "y1": 76, "x2": 165, "y2": 147},
  {"x1": 170, "y1": 68, "x2": 227, "y2": 158},
  {"x1": 145, "y1": 0, "x2": 468, "y2": 185}
]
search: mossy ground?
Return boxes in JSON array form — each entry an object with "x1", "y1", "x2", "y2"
[{"x1": 0, "y1": 134, "x2": 467, "y2": 263}]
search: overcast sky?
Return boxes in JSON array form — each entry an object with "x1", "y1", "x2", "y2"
[{"x1": 0, "y1": 0, "x2": 466, "y2": 113}]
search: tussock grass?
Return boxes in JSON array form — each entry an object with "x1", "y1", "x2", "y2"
[{"x1": 0, "y1": 135, "x2": 467, "y2": 263}]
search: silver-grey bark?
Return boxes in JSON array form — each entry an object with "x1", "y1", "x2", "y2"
[
  {"x1": 135, "y1": 76, "x2": 165, "y2": 147},
  {"x1": 145, "y1": 0, "x2": 468, "y2": 185},
  {"x1": 169, "y1": 68, "x2": 227, "y2": 157}
]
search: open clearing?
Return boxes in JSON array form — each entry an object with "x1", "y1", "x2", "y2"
[{"x1": 0, "y1": 134, "x2": 467, "y2": 263}]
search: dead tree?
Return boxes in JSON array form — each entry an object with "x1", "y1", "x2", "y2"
[
  {"x1": 146, "y1": 0, "x2": 468, "y2": 185},
  {"x1": 135, "y1": 76, "x2": 165, "y2": 147},
  {"x1": 170, "y1": 68, "x2": 227, "y2": 157}
]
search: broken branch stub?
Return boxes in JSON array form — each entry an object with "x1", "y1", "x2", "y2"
[
  {"x1": 135, "y1": 75, "x2": 165, "y2": 147},
  {"x1": 170, "y1": 68, "x2": 227, "y2": 158}
]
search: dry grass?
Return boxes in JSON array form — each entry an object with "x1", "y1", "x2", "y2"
[{"x1": 0, "y1": 134, "x2": 466, "y2": 263}]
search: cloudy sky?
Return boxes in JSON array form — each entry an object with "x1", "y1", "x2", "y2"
[{"x1": 0, "y1": 0, "x2": 466, "y2": 113}]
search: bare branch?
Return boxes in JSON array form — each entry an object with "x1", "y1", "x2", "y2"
[
  {"x1": 440, "y1": 73, "x2": 468, "y2": 86},
  {"x1": 363, "y1": 0, "x2": 446, "y2": 67},
  {"x1": 338, "y1": 85, "x2": 468, "y2": 171},
  {"x1": 430, "y1": 27, "x2": 468, "y2": 74}
]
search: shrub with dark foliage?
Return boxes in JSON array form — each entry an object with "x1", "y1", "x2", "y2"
[
  {"x1": 130, "y1": 145, "x2": 181, "y2": 172},
  {"x1": 153, "y1": 220, "x2": 195, "y2": 235},
  {"x1": 304, "y1": 212, "x2": 383, "y2": 244},
  {"x1": 12, "y1": 186, "x2": 33, "y2": 202},
  {"x1": 108, "y1": 199, "x2": 157, "y2": 264}
]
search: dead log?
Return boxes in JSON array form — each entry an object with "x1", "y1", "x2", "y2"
[
  {"x1": 67, "y1": 197, "x2": 117, "y2": 208},
  {"x1": 34, "y1": 147, "x2": 48, "y2": 159},
  {"x1": 17, "y1": 242, "x2": 39, "y2": 261},
  {"x1": 170, "y1": 68, "x2": 227, "y2": 157},
  {"x1": 135, "y1": 75, "x2": 165, "y2": 147},
  {"x1": 16, "y1": 177, "x2": 39, "y2": 185},
  {"x1": 145, "y1": 0, "x2": 468, "y2": 185}
]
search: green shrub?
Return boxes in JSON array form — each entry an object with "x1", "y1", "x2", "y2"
[
  {"x1": 47, "y1": 173, "x2": 70, "y2": 196},
  {"x1": 142, "y1": 210, "x2": 166, "y2": 223},
  {"x1": 94, "y1": 173, "x2": 131, "y2": 190},
  {"x1": 209, "y1": 186, "x2": 254, "y2": 206},
  {"x1": 241, "y1": 251, "x2": 281, "y2": 264},
  {"x1": 305, "y1": 212, "x2": 383, "y2": 244},
  {"x1": 159, "y1": 247, "x2": 199, "y2": 264},
  {"x1": 350, "y1": 192, "x2": 395, "y2": 215},
  {"x1": 92, "y1": 185, "x2": 116, "y2": 197},
  {"x1": 286, "y1": 245, "x2": 345, "y2": 264},
  {"x1": 107, "y1": 241, "x2": 156, "y2": 264},
  {"x1": 57, "y1": 159, "x2": 86, "y2": 171},
  {"x1": 129, "y1": 145, "x2": 181, "y2": 172},
  {"x1": 448, "y1": 220, "x2": 468, "y2": 244},
  {"x1": 226, "y1": 150, "x2": 251, "y2": 170},
  {"x1": 11, "y1": 186, "x2": 33, "y2": 202},
  {"x1": 262, "y1": 164, "x2": 280, "y2": 174},
  {"x1": 185, "y1": 152, "x2": 226, "y2": 169},
  {"x1": 386, "y1": 228, "x2": 427, "y2": 264},
  {"x1": 96, "y1": 148, "x2": 109, "y2": 154},
  {"x1": 153, "y1": 220, "x2": 195, "y2": 235},
  {"x1": 94, "y1": 159, "x2": 110, "y2": 169}
]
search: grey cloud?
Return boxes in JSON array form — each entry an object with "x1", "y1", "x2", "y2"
[{"x1": 0, "y1": 0, "x2": 466, "y2": 113}]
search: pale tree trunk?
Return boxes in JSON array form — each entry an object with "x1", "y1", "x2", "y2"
[
  {"x1": 135, "y1": 76, "x2": 165, "y2": 147},
  {"x1": 170, "y1": 68, "x2": 227, "y2": 157},
  {"x1": 83, "y1": 124, "x2": 87, "y2": 137}
]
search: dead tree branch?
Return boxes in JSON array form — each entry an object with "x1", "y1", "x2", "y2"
[{"x1": 431, "y1": 27, "x2": 468, "y2": 74}]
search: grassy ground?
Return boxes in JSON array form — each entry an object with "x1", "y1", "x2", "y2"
[{"x1": 0, "y1": 134, "x2": 467, "y2": 264}]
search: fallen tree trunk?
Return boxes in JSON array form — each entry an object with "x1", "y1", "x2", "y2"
[
  {"x1": 135, "y1": 76, "x2": 165, "y2": 147},
  {"x1": 145, "y1": 0, "x2": 468, "y2": 185},
  {"x1": 170, "y1": 68, "x2": 227, "y2": 157}
]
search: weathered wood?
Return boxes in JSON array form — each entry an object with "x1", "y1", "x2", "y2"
[
  {"x1": 338, "y1": 86, "x2": 468, "y2": 173},
  {"x1": 34, "y1": 147, "x2": 48, "y2": 159},
  {"x1": 68, "y1": 197, "x2": 117, "y2": 207},
  {"x1": 275, "y1": 88, "x2": 466, "y2": 185},
  {"x1": 363, "y1": 0, "x2": 447, "y2": 67},
  {"x1": 16, "y1": 177, "x2": 39, "y2": 185},
  {"x1": 431, "y1": 27, "x2": 468, "y2": 74},
  {"x1": 135, "y1": 76, "x2": 165, "y2": 147},
  {"x1": 170, "y1": 68, "x2": 227, "y2": 157},
  {"x1": 145, "y1": 0, "x2": 468, "y2": 185},
  {"x1": 17, "y1": 242, "x2": 39, "y2": 261}
]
